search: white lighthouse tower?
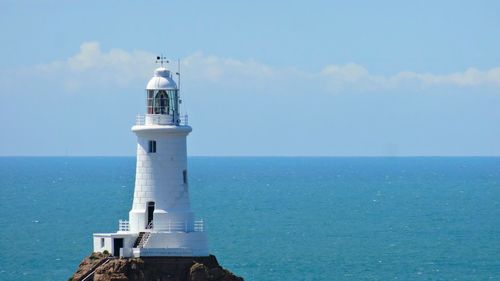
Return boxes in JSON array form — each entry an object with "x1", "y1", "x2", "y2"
[{"x1": 93, "y1": 59, "x2": 209, "y2": 257}]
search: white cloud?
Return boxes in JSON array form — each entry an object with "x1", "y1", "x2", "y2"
[
  {"x1": 390, "y1": 67, "x2": 500, "y2": 87},
  {"x1": 320, "y1": 64, "x2": 500, "y2": 90},
  {"x1": 35, "y1": 42, "x2": 156, "y2": 90},
  {"x1": 181, "y1": 52, "x2": 300, "y2": 86},
  {"x1": 21, "y1": 41, "x2": 500, "y2": 92},
  {"x1": 321, "y1": 63, "x2": 371, "y2": 82}
]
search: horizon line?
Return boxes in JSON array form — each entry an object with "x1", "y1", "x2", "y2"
[{"x1": 1, "y1": 155, "x2": 500, "y2": 158}]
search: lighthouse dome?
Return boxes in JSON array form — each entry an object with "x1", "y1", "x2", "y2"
[{"x1": 146, "y1": 67, "x2": 177, "y2": 90}]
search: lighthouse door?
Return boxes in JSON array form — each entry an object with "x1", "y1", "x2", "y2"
[
  {"x1": 146, "y1": 202, "x2": 155, "y2": 228},
  {"x1": 113, "y1": 238, "x2": 123, "y2": 257}
]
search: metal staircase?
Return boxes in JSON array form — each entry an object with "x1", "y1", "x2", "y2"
[
  {"x1": 133, "y1": 230, "x2": 152, "y2": 248},
  {"x1": 137, "y1": 232, "x2": 151, "y2": 247},
  {"x1": 133, "y1": 232, "x2": 145, "y2": 247}
]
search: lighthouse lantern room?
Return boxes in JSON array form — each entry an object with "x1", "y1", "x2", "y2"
[{"x1": 92, "y1": 58, "x2": 209, "y2": 257}]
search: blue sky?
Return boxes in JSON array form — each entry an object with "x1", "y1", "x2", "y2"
[{"x1": 1, "y1": 0, "x2": 499, "y2": 156}]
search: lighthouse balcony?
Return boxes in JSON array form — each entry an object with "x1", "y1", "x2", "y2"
[
  {"x1": 153, "y1": 219, "x2": 205, "y2": 233},
  {"x1": 136, "y1": 114, "x2": 188, "y2": 126},
  {"x1": 117, "y1": 219, "x2": 205, "y2": 233}
]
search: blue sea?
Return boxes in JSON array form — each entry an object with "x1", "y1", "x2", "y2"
[{"x1": 0, "y1": 157, "x2": 499, "y2": 281}]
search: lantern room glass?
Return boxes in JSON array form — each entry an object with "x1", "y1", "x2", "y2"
[{"x1": 147, "y1": 89, "x2": 178, "y2": 115}]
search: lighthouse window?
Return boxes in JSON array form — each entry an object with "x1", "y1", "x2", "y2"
[
  {"x1": 147, "y1": 90, "x2": 154, "y2": 114},
  {"x1": 100, "y1": 238, "x2": 105, "y2": 248},
  {"x1": 183, "y1": 170, "x2": 188, "y2": 184},
  {"x1": 148, "y1": 140, "x2": 157, "y2": 153},
  {"x1": 153, "y1": 90, "x2": 169, "y2": 115}
]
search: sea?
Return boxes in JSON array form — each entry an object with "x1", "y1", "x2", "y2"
[{"x1": 0, "y1": 157, "x2": 499, "y2": 281}]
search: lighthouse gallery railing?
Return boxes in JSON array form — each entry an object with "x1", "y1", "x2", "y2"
[
  {"x1": 136, "y1": 114, "x2": 188, "y2": 126},
  {"x1": 118, "y1": 219, "x2": 204, "y2": 232}
]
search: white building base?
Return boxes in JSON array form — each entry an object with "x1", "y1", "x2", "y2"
[
  {"x1": 93, "y1": 230, "x2": 208, "y2": 258},
  {"x1": 93, "y1": 233, "x2": 137, "y2": 257}
]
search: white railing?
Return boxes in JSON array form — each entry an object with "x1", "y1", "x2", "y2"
[
  {"x1": 135, "y1": 114, "x2": 188, "y2": 126},
  {"x1": 118, "y1": 220, "x2": 129, "y2": 231},
  {"x1": 118, "y1": 219, "x2": 204, "y2": 232},
  {"x1": 149, "y1": 219, "x2": 205, "y2": 232},
  {"x1": 194, "y1": 219, "x2": 204, "y2": 232}
]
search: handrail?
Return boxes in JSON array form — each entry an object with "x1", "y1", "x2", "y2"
[
  {"x1": 138, "y1": 232, "x2": 151, "y2": 248},
  {"x1": 79, "y1": 257, "x2": 111, "y2": 281},
  {"x1": 153, "y1": 219, "x2": 205, "y2": 232},
  {"x1": 119, "y1": 219, "x2": 204, "y2": 233},
  {"x1": 136, "y1": 114, "x2": 188, "y2": 126}
]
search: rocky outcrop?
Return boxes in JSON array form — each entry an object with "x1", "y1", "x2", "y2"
[
  {"x1": 70, "y1": 252, "x2": 111, "y2": 281},
  {"x1": 69, "y1": 253, "x2": 243, "y2": 281},
  {"x1": 188, "y1": 262, "x2": 243, "y2": 281}
]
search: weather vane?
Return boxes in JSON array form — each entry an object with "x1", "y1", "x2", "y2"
[{"x1": 156, "y1": 55, "x2": 169, "y2": 66}]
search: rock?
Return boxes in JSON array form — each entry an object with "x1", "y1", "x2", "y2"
[
  {"x1": 189, "y1": 263, "x2": 208, "y2": 281},
  {"x1": 209, "y1": 267, "x2": 224, "y2": 280},
  {"x1": 188, "y1": 262, "x2": 244, "y2": 281},
  {"x1": 70, "y1": 254, "x2": 243, "y2": 281},
  {"x1": 70, "y1": 252, "x2": 110, "y2": 281}
]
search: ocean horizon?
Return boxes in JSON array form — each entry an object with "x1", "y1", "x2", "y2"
[{"x1": 1, "y1": 156, "x2": 499, "y2": 280}]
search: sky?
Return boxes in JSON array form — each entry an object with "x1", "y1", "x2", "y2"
[{"x1": 0, "y1": 0, "x2": 499, "y2": 156}]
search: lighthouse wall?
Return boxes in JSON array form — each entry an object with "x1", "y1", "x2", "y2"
[{"x1": 129, "y1": 126, "x2": 194, "y2": 233}]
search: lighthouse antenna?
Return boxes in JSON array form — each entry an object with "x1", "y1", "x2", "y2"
[
  {"x1": 176, "y1": 59, "x2": 183, "y2": 115},
  {"x1": 155, "y1": 55, "x2": 169, "y2": 66},
  {"x1": 176, "y1": 58, "x2": 181, "y2": 92}
]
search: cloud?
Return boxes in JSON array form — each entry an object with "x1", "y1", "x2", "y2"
[
  {"x1": 320, "y1": 64, "x2": 500, "y2": 90},
  {"x1": 182, "y1": 52, "x2": 281, "y2": 82},
  {"x1": 8, "y1": 41, "x2": 500, "y2": 93},
  {"x1": 390, "y1": 68, "x2": 500, "y2": 87},
  {"x1": 35, "y1": 42, "x2": 156, "y2": 90}
]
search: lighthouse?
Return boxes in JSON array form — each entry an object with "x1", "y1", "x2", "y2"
[{"x1": 93, "y1": 59, "x2": 209, "y2": 257}]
